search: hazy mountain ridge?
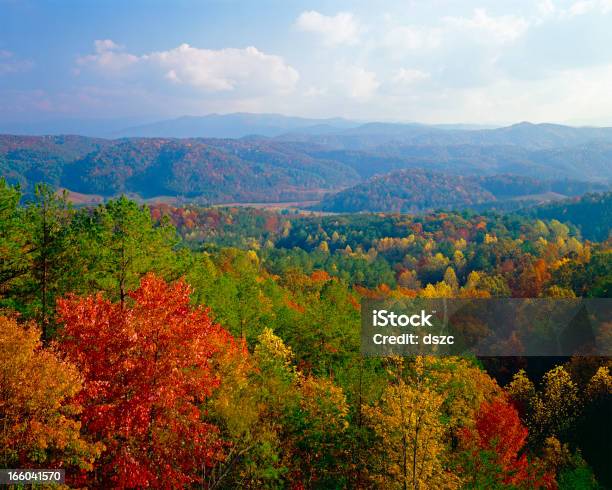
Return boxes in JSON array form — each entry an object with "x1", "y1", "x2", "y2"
[
  {"x1": 1, "y1": 118, "x2": 612, "y2": 204},
  {"x1": 103, "y1": 116, "x2": 612, "y2": 149},
  {"x1": 276, "y1": 121, "x2": 612, "y2": 151},
  {"x1": 115, "y1": 113, "x2": 361, "y2": 138},
  {"x1": 4, "y1": 113, "x2": 612, "y2": 146}
]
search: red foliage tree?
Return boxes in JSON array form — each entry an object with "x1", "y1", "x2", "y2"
[
  {"x1": 459, "y1": 397, "x2": 555, "y2": 489},
  {"x1": 57, "y1": 273, "x2": 243, "y2": 488}
]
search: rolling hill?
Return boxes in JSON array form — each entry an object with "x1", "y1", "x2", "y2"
[
  {"x1": 300, "y1": 141, "x2": 612, "y2": 182},
  {"x1": 314, "y1": 169, "x2": 609, "y2": 213},
  {"x1": 522, "y1": 192, "x2": 612, "y2": 241},
  {"x1": 0, "y1": 136, "x2": 360, "y2": 203},
  {"x1": 0, "y1": 135, "x2": 110, "y2": 191},
  {"x1": 1, "y1": 120, "x2": 611, "y2": 205}
]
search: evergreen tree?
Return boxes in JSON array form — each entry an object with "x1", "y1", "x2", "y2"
[
  {"x1": 75, "y1": 196, "x2": 185, "y2": 304},
  {"x1": 21, "y1": 184, "x2": 74, "y2": 337},
  {"x1": 0, "y1": 180, "x2": 28, "y2": 296}
]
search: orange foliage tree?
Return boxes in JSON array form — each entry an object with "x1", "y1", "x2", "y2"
[
  {"x1": 57, "y1": 274, "x2": 244, "y2": 488},
  {"x1": 458, "y1": 396, "x2": 555, "y2": 489}
]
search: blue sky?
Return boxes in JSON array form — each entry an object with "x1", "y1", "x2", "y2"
[{"x1": 2, "y1": 0, "x2": 612, "y2": 125}]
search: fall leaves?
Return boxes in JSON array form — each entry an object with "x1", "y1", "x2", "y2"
[
  {"x1": 0, "y1": 315, "x2": 102, "y2": 473},
  {"x1": 1, "y1": 276, "x2": 354, "y2": 488},
  {"x1": 2, "y1": 274, "x2": 610, "y2": 488},
  {"x1": 364, "y1": 357, "x2": 456, "y2": 489},
  {"x1": 1, "y1": 181, "x2": 610, "y2": 488},
  {"x1": 457, "y1": 397, "x2": 554, "y2": 489},
  {"x1": 57, "y1": 274, "x2": 239, "y2": 488}
]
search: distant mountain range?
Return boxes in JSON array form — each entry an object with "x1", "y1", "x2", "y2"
[
  {"x1": 282, "y1": 121, "x2": 612, "y2": 150},
  {"x1": 0, "y1": 117, "x2": 156, "y2": 138},
  {"x1": 115, "y1": 113, "x2": 361, "y2": 138},
  {"x1": 0, "y1": 113, "x2": 361, "y2": 139},
  {"x1": 1, "y1": 114, "x2": 612, "y2": 207},
  {"x1": 3, "y1": 112, "x2": 612, "y2": 147}
]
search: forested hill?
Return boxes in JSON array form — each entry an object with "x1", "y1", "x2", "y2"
[
  {"x1": 0, "y1": 135, "x2": 360, "y2": 202},
  {"x1": 2, "y1": 178, "x2": 611, "y2": 488},
  {"x1": 522, "y1": 192, "x2": 612, "y2": 241},
  {"x1": 2, "y1": 131, "x2": 612, "y2": 204},
  {"x1": 315, "y1": 170, "x2": 609, "y2": 213},
  {"x1": 303, "y1": 142, "x2": 612, "y2": 182}
]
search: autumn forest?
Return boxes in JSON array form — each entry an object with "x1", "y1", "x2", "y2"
[
  {"x1": 1, "y1": 179, "x2": 610, "y2": 489},
  {"x1": 3, "y1": 0, "x2": 612, "y2": 487}
]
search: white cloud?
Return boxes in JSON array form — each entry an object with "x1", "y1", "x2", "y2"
[
  {"x1": 145, "y1": 44, "x2": 299, "y2": 93},
  {"x1": 77, "y1": 39, "x2": 139, "y2": 72},
  {"x1": 391, "y1": 68, "x2": 430, "y2": 85},
  {"x1": 295, "y1": 11, "x2": 360, "y2": 45},
  {"x1": 537, "y1": 0, "x2": 557, "y2": 17},
  {"x1": 447, "y1": 62, "x2": 612, "y2": 124},
  {"x1": 94, "y1": 39, "x2": 122, "y2": 52},
  {"x1": 532, "y1": 0, "x2": 612, "y2": 21},
  {"x1": 0, "y1": 50, "x2": 33, "y2": 75},
  {"x1": 77, "y1": 41, "x2": 299, "y2": 95},
  {"x1": 443, "y1": 8, "x2": 529, "y2": 44},
  {"x1": 340, "y1": 65, "x2": 380, "y2": 99},
  {"x1": 381, "y1": 25, "x2": 442, "y2": 52},
  {"x1": 327, "y1": 61, "x2": 612, "y2": 126},
  {"x1": 563, "y1": 0, "x2": 612, "y2": 17},
  {"x1": 304, "y1": 85, "x2": 327, "y2": 97}
]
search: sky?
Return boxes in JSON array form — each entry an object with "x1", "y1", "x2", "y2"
[{"x1": 1, "y1": 0, "x2": 612, "y2": 126}]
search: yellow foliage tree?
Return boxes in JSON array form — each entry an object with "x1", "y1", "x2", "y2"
[
  {"x1": 422, "y1": 356, "x2": 502, "y2": 431},
  {"x1": 364, "y1": 357, "x2": 460, "y2": 489},
  {"x1": 508, "y1": 366, "x2": 580, "y2": 444},
  {"x1": 0, "y1": 315, "x2": 101, "y2": 470},
  {"x1": 586, "y1": 366, "x2": 612, "y2": 400},
  {"x1": 419, "y1": 281, "x2": 454, "y2": 298},
  {"x1": 205, "y1": 328, "x2": 296, "y2": 487},
  {"x1": 443, "y1": 267, "x2": 459, "y2": 292}
]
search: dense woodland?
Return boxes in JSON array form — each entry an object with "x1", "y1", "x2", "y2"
[
  {"x1": 1, "y1": 132, "x2": 611, "y2": 207},
  {"x1": 314, "y1": 170, "x2": 608, "y2": 213},
  {"x1": 0, "y1": 135, "x2": 357, "y2": 202},
  {"x1": 1, "y1": 179, "x2": 611, "y2": 489},
  {"x1": 523, "y1": 193, "x2": 612, "y2": 242}
]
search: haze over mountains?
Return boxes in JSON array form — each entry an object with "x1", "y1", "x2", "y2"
[
  {"x1": 116, "y1": 113, "x2": 361, "y2": 139},
  {"x1": 3, "y1": 112, "x2": 612, "y2": 143},
  {"x1": 1, "y1": 113, "x2": 611, "y2": 210},
  {"x1": 0, "y1": 113, "x2": 362, "y2": 139}
]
